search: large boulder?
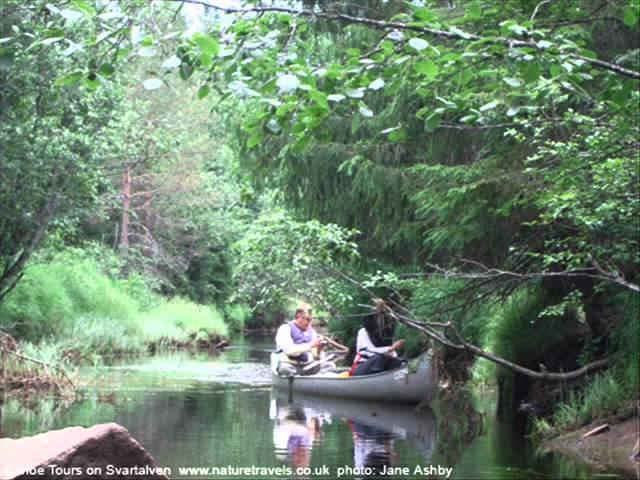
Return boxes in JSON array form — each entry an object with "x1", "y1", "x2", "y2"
[{"x1": 0, "y1": 423, "x2": 169, "y2": 479}]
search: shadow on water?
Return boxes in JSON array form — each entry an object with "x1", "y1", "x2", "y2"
[{"x1": 0, "y1": 336, "x2": 626, "y2": 479}]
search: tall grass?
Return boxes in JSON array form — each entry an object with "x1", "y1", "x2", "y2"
[
  {"x1": 0, "y1": 246, "x2": 229, "y2": 355},
  {"x1": 224, "y1": 303, "x2": 252, "y2": 331},
  {"x1": 470, "y1": 288, "x2": 548, "y2": 385},
  {"x1": 137, "y1": 298, "x2": 228, "y2": 344}
]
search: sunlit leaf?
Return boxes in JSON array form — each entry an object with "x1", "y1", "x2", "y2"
[
  {"x1": 359, "y1": 104, "x2": 374, "y2": 117},
  {"x1": 345, "y1": 88, "x2": 364, "y2": 99},
  {"x1": 142, "y1": 78, "x2": 163, "y2": 90},
  {"x1": 138, "y1": 47, "x2": 157, "y2": 57},
  {"x1": 503, "y1": 77, "x2": 521, "y2": 88},
  {"x1": 193, "y1": 32, "x2": 219, "y2": 56},
  {"x1": 162, "y1": 56, "x2": 181, "y2": 69},
  {"x1": 70, "y1": 0, "x2": 96, "y2": 17},
  {"x1": 368, "y1": 78, "x2": 385, "y2": 90},
  {"x1": 415, "y1": 60, "x2": 438, "y2": 78},
  {"x1": 54, "y1": 71, "x2": 83, "y2": 87},
  {"x1": 247, "y1": 131, "x2": 264, "y2": 149},
  {"x1": 479, "y1": 100, "x2": 500, "y2": 112},
  {"x1": 276, "y1": 74, "x2": 300, "y2": 93},
  {"x1": 408, "y1": 38, "x2": 429, "y2": 51}
]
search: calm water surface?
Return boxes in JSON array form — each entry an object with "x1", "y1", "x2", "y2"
[{"x1": 1, "y1": 336, "x2": 615, "y2": 479}]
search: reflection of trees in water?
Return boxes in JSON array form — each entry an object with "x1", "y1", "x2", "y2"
[
  {"x1": 432, "y1": 388, "x2": 483, "y2": 466},
  {"x1": 0, "y1": 396, "x2": 78, "y2": 437}
]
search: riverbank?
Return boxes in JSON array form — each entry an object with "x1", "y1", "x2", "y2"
[
  {"x1": 544, "y1": 415, "x2": 640, "y2": 478},
  {"x1": 0, "y1": 331, "x2": 230, "y2": 398}
]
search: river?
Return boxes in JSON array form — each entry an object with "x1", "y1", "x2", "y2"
[{"x1": 0, "y1": 336, "x2": 617, "y2": 479}]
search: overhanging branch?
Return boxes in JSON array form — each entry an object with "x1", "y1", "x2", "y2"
[{"x1": 176, "y1": 0, "x2": 640, "y2": 79}]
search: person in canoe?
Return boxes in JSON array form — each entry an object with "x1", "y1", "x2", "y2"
[
  {"x1": 351, "y1": 299, "x2": 405, "y2": 376},
  {"x1": 275, "y1": 307, "x2": 337, "y2": 377}
]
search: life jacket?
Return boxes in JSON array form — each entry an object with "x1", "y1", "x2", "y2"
[{"x1": 280, "y1": 321, "x2": 314, "y2": 364}]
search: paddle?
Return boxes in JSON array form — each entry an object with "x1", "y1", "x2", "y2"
[
  {"x1": 319, "y1": 336, "x2": 349, "y2": 353},
  {"x1": 301, "y1": 353, "x2": 338, "y2": 372}
]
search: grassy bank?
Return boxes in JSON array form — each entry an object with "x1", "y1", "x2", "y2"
[
  {"x1": 464, "y1": 286, "x2": 639, "y2": 438},
  {"x1": 0, "y1": 247, "x2": 230, "y2": 354}
]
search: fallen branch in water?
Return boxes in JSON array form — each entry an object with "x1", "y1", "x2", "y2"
[{"x1": 1, "y1": 347, "x2": 75, "y2": 389}]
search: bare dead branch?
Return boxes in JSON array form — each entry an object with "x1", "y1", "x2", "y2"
[{"x1": 331, "y1": 268, "x2": 613, "y2": 382}]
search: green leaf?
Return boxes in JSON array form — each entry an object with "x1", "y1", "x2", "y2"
[
  {"x1": 247, "y1": 131, "x2": 264, "y2": 149},
  {"x1": 388, "y1": 127, "x2": 407, "y2": 142},
  {"x1": 524, "y1": 63, "x2": 540, "y2": 83},
  {"x1": 623, "y1": 6, "x2": 638, "y2": 27},
  {"x1": 351, "y1": 115, "x2": 361, "y2": 135},
  {"x1": 83, "y1": 76, "x2": 100, "y2": 90},
  {"x1": 413, "y1": 8, "x2": 435, "y2": 22},
  {"x1": 415, "y1": 60, "x2": 438, "y2": 78},
  {"x1": 54, "y1": 71, "x2": 83, "y2": 87},
  {"x1": 459, "y1": 69, "x2": 473, "y2": 85},
  {"x1": 467, "y1": 2, "x2": 482, "y2": 20},
  {"x1": 179, "y1": 63, "x2": 193, "y2": 80},
  {"x1": 193, "y1": 32, "x2": 219, "y2": 56},
  {"x1": 549, "y1": 64, "x2": 561, "y2": 77},
  {"x1": 142, "y1": 78, "x2": 163, "y2": 90},
  {"x1": 197, "y1": 85, "x2": 210, "y2": 99},
  {"x1": 98, "y1": 63, "x2": 115, "y2": 77},
  {"x1": 425, "y1": 112, "x2": 441, "y2": 132},
  {"x1": 200, "y1": 52, "x2": 212, "y2": 67},
  {"x1": 310, "y1": 91, "x2": 329, "y2": 110},
  {"x1": 70, "y1": 0, "x2": 96, "y2": 17}
]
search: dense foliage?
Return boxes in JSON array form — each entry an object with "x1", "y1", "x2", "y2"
[{"x1": 1, "y1": 0, "x2": 638, "y2": 431}]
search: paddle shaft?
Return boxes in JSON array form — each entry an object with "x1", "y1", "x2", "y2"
[{"x1": 319, "y1": 336, "x2": 349, "y2": 352}]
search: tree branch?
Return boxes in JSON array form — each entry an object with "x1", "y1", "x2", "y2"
[
  {"x1": 333, "y1": 268, "x2": 613, "y2": 382},
  {"x1": 424, "y1": 260, "x2": 640, "y2": 293},
  {"x1": 175, "y1": 0, "x2": 640, "y2": 79}
]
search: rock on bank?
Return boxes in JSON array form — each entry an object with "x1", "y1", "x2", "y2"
[{"x1": 0, "y1": 423, "x2": 169, "y2": 480}]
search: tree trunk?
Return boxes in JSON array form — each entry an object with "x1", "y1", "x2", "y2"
[{"x1": 119, "y1": 164, "x2": 132, "y2": 255}]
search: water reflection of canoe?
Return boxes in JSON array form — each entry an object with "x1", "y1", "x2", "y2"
[
  {"x1": 270, "y1": 353, "x2": 438, "y2": 404},
  {"x1": 270, "y1": 392, "x2": 437, "y2": 461}
]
